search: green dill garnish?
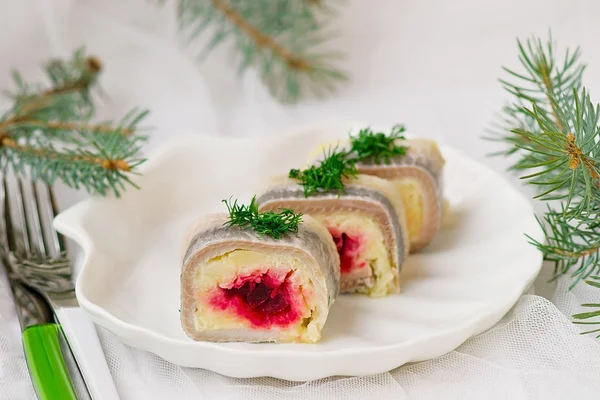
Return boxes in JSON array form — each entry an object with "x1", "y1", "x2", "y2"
[
  {"x1": 349, "y1": 124, "x2": 407, "y2": 164},
  {"x1": 289, "y1": 147, "x2": 358, "y2": 197},
  {"x1": 222, "y1": 196, "x2": 302, "y2": 239}
]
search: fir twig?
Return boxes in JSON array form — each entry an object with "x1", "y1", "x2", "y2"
[
  {"x1": 289, "y1": 147, "x2": 357, "y2": 197},
  {"x1": 210, "y1": 0, "x2": 311, "y2": 70},
  {"x1": 489, "y1": 34, "x2": 600, "y2": 337},
  {"x1": 223, "y1": 195, "x2": 302, "y2": 239},
  {"x1": 0, "y1": 120, "x2": 134, "y2": 136},
  {"x1": 526, "y1": 206, "x2": 600, "y2": 286},
  {"x1": 485, "y1": 34, "x2": 585, "y2": 161},
  {"x1": 171, "y1": 0, "x2": 347, "y2": 102},
  {"x1": 0, "y1": 49, "x2": 148, "y2": 197},
  {"x1": 573, "y1": 276, "x2": 600, "y2": 338}
]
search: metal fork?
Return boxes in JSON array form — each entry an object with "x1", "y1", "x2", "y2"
[{"x1": 0, "y1": 174, "x2": 120, "y2": 400}]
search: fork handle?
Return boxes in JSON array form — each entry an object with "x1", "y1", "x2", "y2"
[
  {"x1": 23, "y1": 324, "x2": 78, "y2": 400},
  {"x1": 55, "y1": 307, "x2": 121, "y2": 400}
]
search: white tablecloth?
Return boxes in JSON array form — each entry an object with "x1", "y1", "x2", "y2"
[{"x1": 1, "y1": 1, "x2": 600, "y2": 399}]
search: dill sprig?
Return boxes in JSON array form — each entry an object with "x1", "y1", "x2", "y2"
[
  {"x1": 289, "y1": 147, "x2": 357, "y2": 197},
  {"x1": 223, "y1": 195, "x2": 302, "y2": 239},
  {"x1": 349, "y1": 124, "x2": 407, "y2": 164}
]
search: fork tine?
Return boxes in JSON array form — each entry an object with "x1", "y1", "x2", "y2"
[
  {"x1": 29, "y1": 180, "x2": 48, "y2": 257},
  {"x1": 14, "y1": 177, "x2": 32, "y2": 257},
  {"x1": 46, "y1": 184, "x2": 66, "y2": 254},
  {"x1": 2, "y1": 175, "x2": 15, "y2": 254}
]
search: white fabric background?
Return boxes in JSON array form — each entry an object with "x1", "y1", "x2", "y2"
[{"x1": 1, "y1": 0, "x2": 600, "y2": 399}]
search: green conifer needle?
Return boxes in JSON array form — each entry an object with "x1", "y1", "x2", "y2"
[{"x1": 489, "y1": 34, "x2": 600, "y2": 335}]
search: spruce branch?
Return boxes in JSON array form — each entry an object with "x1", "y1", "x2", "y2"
[
  {"x1": 485, "y1": 35, "x2": 585, "y2": 161},
  {"x1": 573, "y1": 276, "x2": 600, "y2": 337},
  {"x1": 0, "y1": 49, "x2": 148, "y2": 197},
  {"x1": 489, "y1": 34, "x2": 600, "y2": 336},
  {"x1": 172, "y1": 0, "x2": 347, "y2": 103},
  {"x1": 0, "y1": 120, "x2": 134, "y2": 136},
  {"x1": 527, "y1": 206, "x2": 600, "y2": 286},
  {"x1": 210, "y1": 0, "x2": 310, "y2": 70},
  {"x1": 507, "y1": 88, "x2": 600, "y2": 216}
]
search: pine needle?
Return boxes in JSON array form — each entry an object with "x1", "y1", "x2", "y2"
[
  {"x1": 169, "y1": 0, "x2": 347, "y2": 103},
  {"x1": 0, "y1": 48, "x2": 148, "y2": 197},
  {"x1": 488, "y1": 33, "x2": 600, "y2": 336}
]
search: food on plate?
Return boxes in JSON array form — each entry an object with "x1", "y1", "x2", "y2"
[
  {"x1": 305, "y1": 125, "x2": 445, "y2": 252},
  {"x1": 180, "y1": 197, "x2": 339, "y2": 343},
  {"x1": 257, "y1": 151, "x2": 409, "y2": 297}
]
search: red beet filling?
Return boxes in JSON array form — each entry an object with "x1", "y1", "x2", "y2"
[
  {"x1": 329, "y1": 229, "x2": 365, "y2": 273},
  {"x1": 210, "y1": 271, "x2": 299, "y2": 328},
  {"x1": 228, "y1": 279, "x2": 288, "y2": 314}
]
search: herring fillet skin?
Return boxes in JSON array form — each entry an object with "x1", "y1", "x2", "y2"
[
  {"x1": 181, "y1": 214, "x2": 340, "y2": 343},
  {"x1": 357, "y1": 139, "x2": 444, "y2": 252},
  {"x1": 257, "y1": 175, "x2": 409, "y2": 296},
  {"x1": 307, "y1": 137, "x2": 445, "y2": 252}
]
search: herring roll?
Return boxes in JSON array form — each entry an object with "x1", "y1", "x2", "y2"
[
  {"x1": 306, "y1": 125, "x2": 445, "y2": 252},
  {"x1": 258, "y1": 174, "x2": 409, "y2": 297},
  {"x1": 355, "y1": 138, "x2": 444, "y2": 252},
  {"x1": 181, "y1": 201, "x2": 339, "y2": 344}
]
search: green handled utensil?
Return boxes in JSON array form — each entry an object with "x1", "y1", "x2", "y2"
[
  {"x1": 23, "y1": 323, "x2": 78, "y2": 399},
  {"x1": 1, "y1": 176, "x2": 87, "y2": 399},
  {"x1": 0, "y1": 175, "x2": 119, "y2": 399}
]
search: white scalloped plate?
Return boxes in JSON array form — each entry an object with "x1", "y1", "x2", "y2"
[{"x1": 54, "y1": 121, "x2": 543, "y2": 381}]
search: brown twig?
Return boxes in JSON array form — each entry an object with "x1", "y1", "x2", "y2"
[
  {"x1": 539, "y1": 62, "x2": 564, "y2": 131},
  {"x1": 555, "y1": 246, "x2": 600, "y2": 259},
  {"x1": 4, "y1": 120, "x2": 132, "y2": 136},
  {"x1": 17, "y1": 82, "x2": 90, "y2": 117},
  {"x1": 41, "y1": 80, "x2": 89, "y2": 97},
  {"x1": 15, "y1": 56, "x2": 101, "y2": 117},
  {"x1": 0, "y1": 135, "x2": 131, "y2": 172},
  {"x1": 0, "y1": 54, "x2": 129, "y2": 138},
  {"x1": 209, "y1": 0, "x2": 312, "y2": 70}
]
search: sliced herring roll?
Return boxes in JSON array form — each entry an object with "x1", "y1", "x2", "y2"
[
  {"x1": 181, "y1": 213, "x2": 339, "y2": 343},
  {"x1": 356, "y1": 138, "x2": 445, "y2": 252},
  {"x1": 307, "y1": 137, "x2": 445, "y2": 252},
  {"x1": 257, "y1": 175, "x2": 409, "y2": 297}
]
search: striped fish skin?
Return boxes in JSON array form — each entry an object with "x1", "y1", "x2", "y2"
[
  {"x1": 305, "y1": 138, "x2": 445, "y2": 252},
  {"x1": 356, "y1": 139, "x2": 444, "y2": 252},
  {"x1": 181, "y1": 214, "x2": 339, "y2": 343},
  {"x1": 257, "y1": 176, "x2": 408, "y2": 296}
]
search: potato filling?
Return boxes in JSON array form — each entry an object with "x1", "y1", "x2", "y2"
[
  {"x1": 393, "y1": 177, "x2": 423, "y2": 242},
  {"x1": 314, "y1": 212, "x2": 397, "y2": 296}
]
